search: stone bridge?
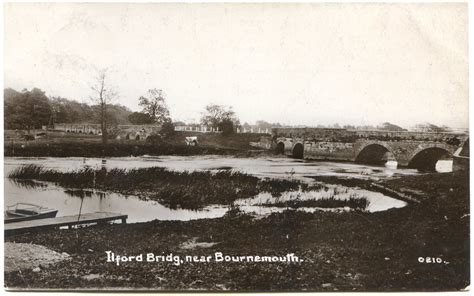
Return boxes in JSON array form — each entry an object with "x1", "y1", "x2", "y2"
[{"x1": 272, "y1": 128, "x2": 469, "y2": 171}]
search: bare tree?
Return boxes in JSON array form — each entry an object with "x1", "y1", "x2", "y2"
[{"x1": 90, "y1": 68, "x2": 117, "y2": 145}]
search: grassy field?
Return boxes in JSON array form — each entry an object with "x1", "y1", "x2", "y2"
[{"x1": 4, "y1": 130, "x2": 266, "y2": 157}]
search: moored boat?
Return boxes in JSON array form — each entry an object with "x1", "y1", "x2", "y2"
[{"x1": 4, "y1": 203, "x2": 58, "y2": 224}]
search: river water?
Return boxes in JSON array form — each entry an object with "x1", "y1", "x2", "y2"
[{"x1": 4, "y1": 156, "x2": 452, "y2": 222}]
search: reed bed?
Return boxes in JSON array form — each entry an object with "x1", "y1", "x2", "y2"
[
  {"x1": 263, "y1": 196, "x2": 370, "y2": 211},
  {"x1": 9, "y1": 164, "x2": 317, "y2": 210}
]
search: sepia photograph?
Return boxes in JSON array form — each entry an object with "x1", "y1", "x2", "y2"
[{"x1": 3, "y1": 2, "x2": 470, "y2": 292}]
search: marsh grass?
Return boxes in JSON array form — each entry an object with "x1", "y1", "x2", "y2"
[
  {"x1": 9, "y1": 164, "x2": 317, "y2": 210},
  {"x1": 263, "y1": 195, "x2": 370, "y2": 211}
]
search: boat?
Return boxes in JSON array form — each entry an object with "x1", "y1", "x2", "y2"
[{"x1": 4, "y1": 203, "x2": 58, "y2": 224}]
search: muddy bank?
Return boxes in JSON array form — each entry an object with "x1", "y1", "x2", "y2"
[
  {"x1": 4, "y1": 172, "x2": 469, "y2": 291},
  {"x1": 313, "y1": 171, "x2": 471, "y2": 216}
]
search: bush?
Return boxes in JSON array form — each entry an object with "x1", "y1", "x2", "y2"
[
  {"x1": 160, "y1": 120, "x2": 175, "y2": 139},
  {"x1": 218, "y1": 119, "x2": 234, "y2": 136},
  {"x1": 22, "y1": 134, "x2": 35, "y2": 141},
  {"x1": 146, "y1": 133, "x2": 164, "y2": 144}
]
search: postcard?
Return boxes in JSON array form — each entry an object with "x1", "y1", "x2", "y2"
[{"x1": 3, "y1": 2, "x2": 469, "y2": 292}]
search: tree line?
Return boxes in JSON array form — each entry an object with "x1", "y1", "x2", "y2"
[
  {"x1": 4, "y1": 87, "x2": 132, "y2": 131},
  {"x1": 4, "y1": 86, "x2": 453, "y2": 137},
  {"x1": 3, "y1": 86, "x2": 240, "y2": 137}
]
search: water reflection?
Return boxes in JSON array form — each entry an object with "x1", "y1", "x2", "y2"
[
  {"x1": 436, "y1": 160, "x2": 453, "y2": 173},
  {"x1": 5, "y1": 180, "x2": 407, "y2": 223},
  {"x1": 235, "y1": 185, "x2": 407, "y2": 213},
  {"x1": 4, "y1": 156, "x2": 417, "y2": 222},
  {"x1": 5, "y1": 180, "x2": 228, "y2": 223},
  {"x1": 8, "y1": 178, "x2": 47, "y2": 190},
  {"x1": 5, "y1": 155, "x2": 432, "y2": 182},
  {"x1": 64, "y1": 189, "x2": 102, "y2": 199}
]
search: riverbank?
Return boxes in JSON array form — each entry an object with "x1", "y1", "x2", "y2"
[
  {"x1": 4, "y1": 170, "x2": 469, "y2": 291},
  {"x1": 4, "y1": 130, "x2": 266, "y2": 157}
]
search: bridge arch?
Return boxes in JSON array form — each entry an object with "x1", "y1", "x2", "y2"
[
  {"x1": 292, "y1": 143, "x2": 304, "y2": 159},
  {"x1": 355, "y1": 143, "x2": 395, "y2": 166},
  {"x1": 275, "y1": 142, "x2": 285, "y2": 154},
  {"x1": 408, "y1": 147, "x2": 452, "y2": 172}
]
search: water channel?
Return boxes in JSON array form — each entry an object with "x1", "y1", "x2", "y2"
[{"x1": 4, "y1": 156, "x2": 452, "y2": 222}]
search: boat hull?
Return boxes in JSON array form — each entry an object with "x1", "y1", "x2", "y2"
[{"x1": 4, "y1": 210, "x2": 58, "y2": 224}]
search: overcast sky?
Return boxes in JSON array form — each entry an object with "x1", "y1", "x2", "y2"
[{"x1": 4, "y1": 3, "x2": 468, "y2": 128}]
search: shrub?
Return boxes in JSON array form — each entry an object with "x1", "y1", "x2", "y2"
[
  {"x1": 160, "y1": 120, "x2": 175, "y2": 139},
  {"x1": 218, "y1": 119, "x2": 234, "y2": 136}
]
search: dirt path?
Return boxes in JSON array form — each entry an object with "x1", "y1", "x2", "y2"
[{"x1": 5, "y1": 242, "x2": 71, "y2": 273}]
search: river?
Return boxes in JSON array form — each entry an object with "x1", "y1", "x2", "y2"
[{"x1": 4, "y1": 156, "x2": 452, "y2": 222}]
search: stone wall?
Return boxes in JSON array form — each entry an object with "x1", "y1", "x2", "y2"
[
  {"x1": 54, "y1": 123, "x2": 162, "y2": 141},
  {"x1": 272, "y1": 128, "x2": 465, "y2": 144}
]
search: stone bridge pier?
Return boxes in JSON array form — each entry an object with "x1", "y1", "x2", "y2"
[{"x1": 272, "y1": 128, "x2": 468, "y2": 172}]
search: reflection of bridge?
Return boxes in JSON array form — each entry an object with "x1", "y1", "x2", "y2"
[{"x1": 272, "y1": 128, "x2": 468, "y2": 171}]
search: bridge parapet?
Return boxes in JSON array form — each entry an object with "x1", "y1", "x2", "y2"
[
  {"x1": 271, "y1": 128, "x2": 468, "y2": 171},
  {"x1": 272, "y1": 128, "x2": 467, "y2": 145}
]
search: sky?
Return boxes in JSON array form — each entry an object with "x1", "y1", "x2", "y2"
[{"x1": 4, "y1": 3, "x2": 468, "y2": 129}]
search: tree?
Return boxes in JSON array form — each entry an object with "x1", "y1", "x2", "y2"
[
  {"x1": 439, "y1": 125, "x2": 453, "y2": 133},
  {"x1": 5, "y1": 88, "x2": 52, "y2": 131},
  {"x1": 160, "y1": 118, "x2": 176, "y2": 139},
  {"x1": 104, "y1": 104, "x2": 132, "y2": 125},
  {"x1": 200, "y1": 104, "x2": 240, "y2": 131},
  {"x1": 128, "y1": 112, "x2": 154, "y2": 125},
  {"x1": 4, "y1": 88, "x2": 21, "y2": 129},
  {"x1": 50, "y1": 97, "x2": 95, "y2": 123},
  {"x1": 242, "y1": 122, "x2": 251, "y2": 130},
  {"x1": 50, "y1": 96, "x2": 131, "y2": 125},
  {"x1": 173, "y1": 120, "x2": 186, "y2": 126},
  {"x1": 90, "y1": 69, "x2": 117, "y2": 145},
  {"x1": 254, "y1": 120, "x2": 283, "y2": 130},
  {"x1": 377, "y1": 122, "x2": 407, "y2": 131},
  {"x1": 413, "y1": 122, "x2": 449, "y2": 133},
  {"x1": 218, "y1": 118, "x2": 234, "y2": 136},
  {"x1": 255, "y1": 120, "x2": 273, "y2": 129},
  {"x1": 138, "y1": 89, "x2": 170, "y2": 124},
  {"x1": 356, "y1": 124, "x2": 376, "y2": 130},
  {"x1": 6, "y1": 87, "x2": 132, "y2": 130}
]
